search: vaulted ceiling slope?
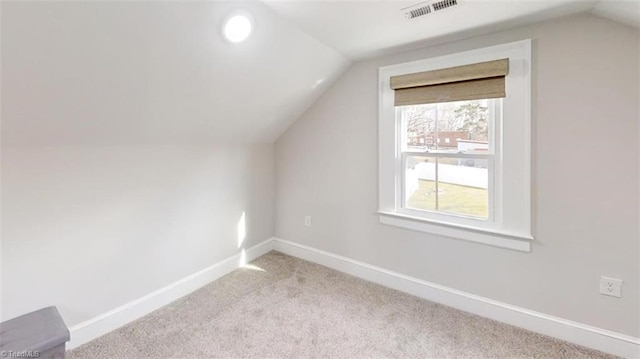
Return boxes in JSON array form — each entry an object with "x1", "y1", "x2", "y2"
[
  {"x1": 1, "y1": 1, "x2": 349, "y2": 146},
  {"x1": 3, "y1": 1, "x2": 637, "y2": 147},
  {"x1": 263, "y1": 0, "x2": 639, "y2": 60},
  {"x1": 592, "y1": 0, "x2": 640, "y2": 27}
]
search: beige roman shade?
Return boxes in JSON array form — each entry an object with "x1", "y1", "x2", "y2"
[{"x1": 390, "y1": 58, "x2": 509, "y2": 106}]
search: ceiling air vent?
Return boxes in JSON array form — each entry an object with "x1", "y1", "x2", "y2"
[
  {"x1": 402, "y1": 0, "x2": 458, "y2": 20},
  {"x1": 432, "y1": 0, "x2": 457, "y2": 12},
  {"x1": 403, "y1": 2, "x2": 432, "y2": 19}
]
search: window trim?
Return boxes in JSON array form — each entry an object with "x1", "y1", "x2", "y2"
[{"x1": 378, "y1": 40, "x2": 533, "y2": 252}]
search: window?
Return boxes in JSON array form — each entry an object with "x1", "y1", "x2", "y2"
[
  {"x1": 378, "y1": 40, "x2": 533, "y2": 251},
  {"x1": 401, "y1": 99, "x2": 495, "y2": 220}
]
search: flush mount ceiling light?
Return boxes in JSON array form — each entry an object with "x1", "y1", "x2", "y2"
[{"x1": 222, "y1": 11, "x2": 253, "y2": 43}]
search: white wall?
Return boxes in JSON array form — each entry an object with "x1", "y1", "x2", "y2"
[
  {"x1": 0, "y1": 1, "x2": 280, "y2": 327},
  {"x1": 1, "y1": 144, "x2": 274, "y2": 326},
  {"x1": 275, "y1": 14, "x2": 640, "y2": 337}
]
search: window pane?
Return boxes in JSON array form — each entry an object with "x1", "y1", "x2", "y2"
[
  {"x1": 405, "y1": 156, "x2": 436, "y2": 212},
  {"x1": 399, "y1": 99, "x2": 492, "y2": 153},
  {"x1": 405, "y1": 156, "x2": 489, "y2": 219},
  {"x1": 436, "y1": 158, "x2": 488, "y2": 219}
]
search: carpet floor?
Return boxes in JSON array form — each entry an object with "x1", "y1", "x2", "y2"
[{"x1": 68, "y1": 251, "x2": 616, "y2": 359}]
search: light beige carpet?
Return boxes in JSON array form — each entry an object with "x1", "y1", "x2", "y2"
[{"x1": 68, "y1": 252, "x2": 616, "y2": 359}]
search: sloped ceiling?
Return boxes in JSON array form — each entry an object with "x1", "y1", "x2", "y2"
[
  {"x1": 1, "y1": 1, "x2": 349, "y2": 146},
  {"x1": 592, "y1": 0, "x2": 640, "y2": 27},
  {"x1": 264, "y1": 0, "x2": 639, "y2": 60},
  {"x1": 3, "y1": 1, "x2": 637, "y2": 147}
]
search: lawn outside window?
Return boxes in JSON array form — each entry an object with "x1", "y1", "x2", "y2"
[{"x1": 378, "y1": 40, "x2": 533, "y2": 252}]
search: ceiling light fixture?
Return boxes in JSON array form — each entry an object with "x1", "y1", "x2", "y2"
[{"x1": 222, "y1": 11, "x2": 253, "y2": 43}]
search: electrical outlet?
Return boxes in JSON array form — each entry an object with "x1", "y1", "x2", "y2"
[
  {"x1": 304, "y1": 216, "x2": 311, "y2": 227},
  {"x1": 599, "y1": 276, "x2": 622, "y2": 298}
]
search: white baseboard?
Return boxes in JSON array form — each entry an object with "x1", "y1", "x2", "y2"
[
  {"x1": 272, "y1": 238, "x2": 640, "y2": 359},
  {"x1": 68, "y1": 238, "x2": 275, "y2": 349},
  {"x1": 67, "y1": 236, "x2": 639, "y2": 358}
]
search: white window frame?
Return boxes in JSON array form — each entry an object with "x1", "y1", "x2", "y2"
[{"x1": 378, "y1": 40, "x2": 533, "y2": 252}]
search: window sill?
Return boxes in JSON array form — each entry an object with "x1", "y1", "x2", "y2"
[{"x1": 377, "y1": 210, "x2": 533, "y2": 252}]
